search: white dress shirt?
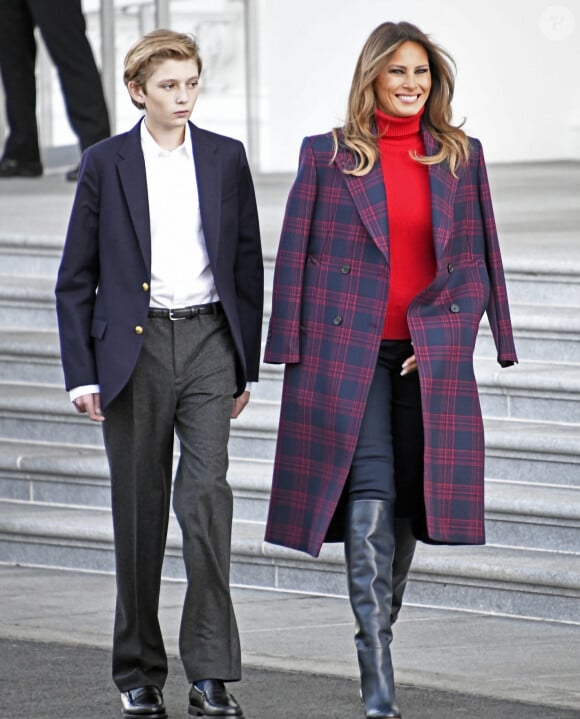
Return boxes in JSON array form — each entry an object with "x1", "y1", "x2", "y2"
[{"x1": 142, "y1": 120, "x2": 219, "y2": 309}]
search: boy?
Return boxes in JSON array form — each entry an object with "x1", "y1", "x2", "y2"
[{"x1": 55, "y1": 29, "x2": 263, "y2": 718}]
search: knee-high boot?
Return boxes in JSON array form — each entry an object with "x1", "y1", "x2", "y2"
[
  {"x1": 345, "y1": 500, "x2": 401, "y2": 719},
  {"x1": 390, "y1": 517, "x2": 417, "y2": 626}
]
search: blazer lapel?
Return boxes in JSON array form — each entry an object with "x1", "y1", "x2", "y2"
[
  {"x1": 190, "y1": 123, "x2": 221, "y2": 265},
  {"x1": 423, "y1": 126, "x2": 458, "y2": 262},
  {"x1": 334, "y1": 149, "x2": 390, "y2": 263},
  {"x1": 117, "y1": 120, "x2": 151, "y2": 268}
]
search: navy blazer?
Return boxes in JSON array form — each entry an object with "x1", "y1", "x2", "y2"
[{"x1": 56, "y1": 120, "x2": 263, "y2": 409}]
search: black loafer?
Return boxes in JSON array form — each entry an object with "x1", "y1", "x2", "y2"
[
  {"x1": 121, "y1": 686, "x2": 167, "y2": 717},
  {"x1": 189, "y1": 679, "x2": 243, "y2": 716},
  {"x1": 0, "y1": 158, "x2": 43, "y2": 178}
]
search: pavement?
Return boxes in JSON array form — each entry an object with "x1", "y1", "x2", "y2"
[{"x1": 1, "y1": 564, "x2": 580, "y2": 718}]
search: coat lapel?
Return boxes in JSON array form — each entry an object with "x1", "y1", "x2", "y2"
[
  {"x1": 190, "y1": 123, "x2": 221, "y2": 265},
  {"x1": 334, "y1": 149, "x2": 390, "y2": 262},
  {"x1": 335, "y1": 126, "x2": 459, "y2": 265},
  {"x1": 117, "y1": 120, "x2": 151, "y2": 268},
  {"x1": 423, "y1": 127, "x2": 458, "y2": 262}
]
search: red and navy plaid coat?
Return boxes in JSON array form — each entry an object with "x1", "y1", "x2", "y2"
[{"x1": 264, "y1": 126, "x2": 517, "y2": 558}]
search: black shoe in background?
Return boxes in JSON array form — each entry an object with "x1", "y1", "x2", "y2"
[
  {"x1": 65, "y1": 164, "x2": 80, "y2": 182},
  {"x1": 0, "y1": 158, "x2": 43, "y2": 178}
]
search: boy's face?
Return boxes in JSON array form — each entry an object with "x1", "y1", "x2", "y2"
[{"x1": 129, "y1": 57, "x2": 200, "y2": 137}]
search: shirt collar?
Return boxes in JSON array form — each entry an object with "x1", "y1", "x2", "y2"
[{"x1": 140, "y1": 118, "x2": 194, "y2": 160}]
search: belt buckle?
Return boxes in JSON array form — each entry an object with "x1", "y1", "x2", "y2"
[{"x1": 169, "y1": 308, "x2": 186, "y2": 321}]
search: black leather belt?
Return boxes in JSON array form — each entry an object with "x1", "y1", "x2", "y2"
[{"x1": 148, "y1": 302, "x2": 222, "y2": 321}]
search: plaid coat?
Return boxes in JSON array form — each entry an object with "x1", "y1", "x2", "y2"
[{"x1": 264, "y1": 127, "x2": 517, "y2": 558}]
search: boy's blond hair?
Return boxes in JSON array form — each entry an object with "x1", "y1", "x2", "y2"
[{"x1": 124, "y1": 29, "x2": 202, "y2": 110}]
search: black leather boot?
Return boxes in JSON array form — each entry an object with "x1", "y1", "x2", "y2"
[
  {"x1": 390, "y1": 517, "x2": 417, "y2": 626},
  {"x1": 345, "y1": 500, "x2": 401, "y2": 719}
]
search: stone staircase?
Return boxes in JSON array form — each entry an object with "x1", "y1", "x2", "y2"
[{"x1": 0, "y1": 164, "x2": 579, "y2": 623}]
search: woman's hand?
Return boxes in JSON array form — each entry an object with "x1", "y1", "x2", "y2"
[{"x1": 400, "y1": 354, "x2": 417, "y2": 376}]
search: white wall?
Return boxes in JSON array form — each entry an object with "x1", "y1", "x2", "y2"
[
  {"x1": 27, "y1": 0, "x2": 580, "y2": 169},
  {"x1": 256, "y1": 0, "x2": 580, "y2": 170}
]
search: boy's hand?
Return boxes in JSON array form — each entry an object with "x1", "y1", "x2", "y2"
[
  {"x1": 73, "y1": 393, "x2": 104, "y2": 422},
  {"x1": 231, "y1": 391, "x2": 250, "y2": 419}
]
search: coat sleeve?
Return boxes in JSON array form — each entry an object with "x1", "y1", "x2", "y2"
[
  {"x1": 264, "y1": 137, "x2": 317, "y2": 364},
  {"x1": 233, "y1": 143, "x2": 264, "y2": 383},
  {"x1": 54, "y1": 149, "x2": 100, "y2": 390},
  {"x1": 475, "y1": 140, "x2": 518, "y2": 367}
]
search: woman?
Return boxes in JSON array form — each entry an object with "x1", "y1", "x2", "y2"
[{"x1": 264, "y1": 21, "x2": 517, "y2": 719}]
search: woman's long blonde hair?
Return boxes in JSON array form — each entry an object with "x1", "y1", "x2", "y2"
[{"x1": 333, "y1": 21, "x2": 469, "y2": 177}]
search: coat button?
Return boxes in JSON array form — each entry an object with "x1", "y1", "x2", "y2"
[
  {"x1": 450, "y1": 303, "x2": 460, "y2": 313},
  {"x1": 142, "y1": 282, "x2": 150, "y2": 291},
  {"x1": 447, "y1": 263, "x2": 455, "y2": 273},
  {"x1": 333, "y1": 315, "x2": 343, "y2": 326},
  {"x1": 135, "y1": 325, "x2": 144, "y2": 335},
  {"x1": 340, "y1": 264, "x2": 351, "y2": 274}
]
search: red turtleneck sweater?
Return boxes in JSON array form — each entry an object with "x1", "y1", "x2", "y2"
[{"x1": 376, "y1": 107, "x2": 436, "y2": 339}]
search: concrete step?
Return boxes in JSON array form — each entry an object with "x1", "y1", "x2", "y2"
[
  {"x1": 484, "y1": 417, "x2": 580, "y2": 487},
  {"x1": 2, "y1": 238, "x2": 580, "y2": 313},
  {"x1": 0, "y1": 275, "x2": 57, "y2": 330},
  {"x1": 1, "y1": 500, "x2": 578, "y2": 624},
  {"x1": 503, "y1": 266, "x2": 580, "y2": 307},
  {"x1": 475, "y1": 358, "x2": 580, "y2": 424},
  {"x1": 3, "y1": 271, "x2": 580, "y2": 363},
  {"x1": 0, "y1": 235, "x2": 62, "y2": 277},
  {"x1": 2, "y1": 328, "x2": 580, "y2": 426},
  {"x1": 1, "y1": 382, "x2": 579, "y2": 486},
  {"x1": 485, "y1": 480, "x2": 580, "y2": 551},
  {"x1": 256, "y1": 356, "x2": 580, "y2": 423},
  {"x1": 0, "y1": 439, "x2": 109, "y2": 507},
  {"x1": 406, "y1": 542, "x2": 580, "y2": 625},
  {"x1": 476, "y1": 304, "x2": 580, "y2": 362},
  {"x1": 0, "y1": 382, "x2": 102, "y2": 447},
  {"x1": 0, "y1": 438, "x2": 273, "y2": 520},
  {"x1": 2, "y1": 439, "x2": 579, "y2": 556},
  {"x1": 0, "y1": 381, "x2": 281, "y2": 458},
  {"x1": 3, "y1": 237, "x2": 580, "y2": 319},
  {"x1": 0, "y1": 329, "x2": 62, "y2": 384}
]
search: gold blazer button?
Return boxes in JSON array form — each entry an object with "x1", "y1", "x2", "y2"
[
  {"x1": 135, "y1": 325, "x2": 144, "y2": 335},
  {"x1": 142, "y1": 282, "x2": 150, "y2": 291}
]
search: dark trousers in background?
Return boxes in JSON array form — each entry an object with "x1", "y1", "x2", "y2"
[
  {"x1": 347, "y1": 339, "x2": 424, "y2": 516},
  {"x1": 0, "y1": 0, "x2": 110, "y2": 164},
  {"x1": 102, "y1": 311, "x2": 241, "y2": 692}
]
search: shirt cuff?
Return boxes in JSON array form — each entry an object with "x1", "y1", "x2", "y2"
[{"x1": 70, "y1": 385, "x2": 100, "y2": 402}]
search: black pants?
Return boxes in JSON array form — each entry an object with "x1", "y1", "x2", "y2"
[
  {"x1": 347, "y1": 339, "x2": 424, "y2": 518},
  {"x1": 0, "y1": 0, "x2": 110, "y2": 163}
]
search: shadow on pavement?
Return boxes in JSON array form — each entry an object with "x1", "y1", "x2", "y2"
[{"x1": 1, "y1": 638, "x2": 577, "y2": 719}]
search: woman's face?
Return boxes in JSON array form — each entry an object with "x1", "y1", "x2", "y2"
[{"x1": 373, "y1": 40, "x2": 431, "y2": 117}]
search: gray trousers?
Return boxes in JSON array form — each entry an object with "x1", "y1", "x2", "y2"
[{"x1": 102, "y1": 310, "x2": 241, "y2": 691}]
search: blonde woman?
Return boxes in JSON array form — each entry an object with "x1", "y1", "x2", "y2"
[{"x1": 264, "y1": 21, "x2": 516, "y2": 718}]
